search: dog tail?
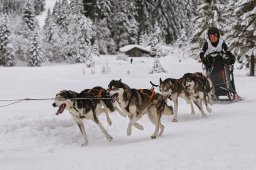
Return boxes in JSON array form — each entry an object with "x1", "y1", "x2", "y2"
[{"x1": 150, "y1": 81, "x2": 159, "y2": 87}]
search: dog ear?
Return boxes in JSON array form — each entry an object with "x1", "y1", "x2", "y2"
[
  {"x1": 160, "y1": 78, "x2": 162, "y2": 83},
  {"x1": 119, "y1": 79, "x2": 122, "y2": 82}
]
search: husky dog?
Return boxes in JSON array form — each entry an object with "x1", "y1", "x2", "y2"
[
  {"x1": 108, "y1": 79, "x2": 173, "y2": 139},
  {"x1": 182, "y1": 72, "x2": 213, "y2": 117},
  {"x1": 80, "y1": 86, "x2": 126, "y2": 126},
  {"x1": 150, "y1": 78, "x2": 195, "y2": 122},
  {"x1": 52, "y1": 90, "x2": 113, "y2": 146}
]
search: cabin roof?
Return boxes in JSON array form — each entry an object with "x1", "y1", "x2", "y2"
[{"x1": 119, "y1": 45, "x2": 151, "y2": 53}]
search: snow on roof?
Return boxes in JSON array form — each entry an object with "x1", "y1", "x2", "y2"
[{"x1": 119, "y1": 45, "x2": 151, "y2": 53}]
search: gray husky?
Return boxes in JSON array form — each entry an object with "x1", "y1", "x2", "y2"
[
  {"x1": 108, "y1": 79, "x2": 173, "y2": 139},
  {"x1": 150, "y1": 78, "x2": 195, "y2": 122}
]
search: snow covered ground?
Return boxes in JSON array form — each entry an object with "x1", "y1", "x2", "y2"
[{"x1": 1, "y1": 48, "x2": 256, "y2": 170}]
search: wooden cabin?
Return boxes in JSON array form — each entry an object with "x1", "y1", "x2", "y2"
[{"x1": 119, "y1": 45, "x2": 151, "y2": 57}]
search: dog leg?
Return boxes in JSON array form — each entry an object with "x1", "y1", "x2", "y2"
[
  {"x1": 181, "y1": 95, "x2": 195, "y2": 115},
  {"x1": 97, "y1": 103, "x2": 113, "y2": 126},
  {"x1": 172, "y1": 97, "x2": 178, "y2": 122},
  {"x1": 208, "y1": 93, "x2": 213, "y2": 105},
  {"x1": 201, "y1": 92, "x2": 211, "y2": 113},
  {"x1": 127, "y1": 114, "x2": 143, "y2": 136},
  {"x1": 193, "y1": 100, "x2": 207, "y2": 118},
  {"x1": 189, "y1": 100, "x2": 195, "y2": 115},
  {"x1": 100, "y1": 108, "x2": 112, "y2": 126},
  {"x1": 158, "y1": 123, "x2": 165, "y2": 136},
  {"x1": 105, "y1": 112, "x2": 112, "y2": 126},
  {"x1": 204, "y1": 99, "x2": 211, "y2": 113},
  {"x1": 152, "y1": 112, "x2": 162, "y2": 139},
  {"x1": 128, "y1": 114, "x2": 144, "y2": 130},
  {"x1": 73, "y1": 118, "x2": 88, "y2": 146},
  {"x1": 113, "y1": 102, "x2": 127, "y2": 117},
  {"x1": 147, "y1": 107, "x2": 162, "y2": 139},
  {"x1": 95, "y1": 119, "x2": 113, "y2": 141},
  {"x1": 133, "y1": 122, "x2": 144, "y2": 130}
]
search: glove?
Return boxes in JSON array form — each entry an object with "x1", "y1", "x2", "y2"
[
  {"x1": 225, "y1": 51, "x2": 236, "y2": 65},
  {"x1": 203, "y1": 57, "x2": 213, "y2": 67},
  {"x1": 199, "y1": 52, "x2": 204, "y2": 61}
]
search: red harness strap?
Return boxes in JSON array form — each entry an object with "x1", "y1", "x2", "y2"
[
  {"x1": 139, "y1": 88, "x2": 156, "y2": 107},
  {"x1": 97, "y1": 89, "x2": 103, "y2": 98},
  {"x1": 85, "y1": 89, "x2": 103, "y2": 98}
]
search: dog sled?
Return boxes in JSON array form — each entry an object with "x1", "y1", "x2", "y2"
[{"x1": 204, "y1": 52, "x2": 237, "y2": 102}]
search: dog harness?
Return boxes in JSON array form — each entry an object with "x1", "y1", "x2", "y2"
[
  {"x1": 173, "y1": 79, "x2": 183, "y2": 94},
  {"x1": 125, "y1": 88, "x2": 156, "y2": 112},
  {"x1": 85, "y1": 89, "x2": 103, "y2": 98},
  {"x1": 139, "y1": 88, "x2": 156, "y2": 108}
]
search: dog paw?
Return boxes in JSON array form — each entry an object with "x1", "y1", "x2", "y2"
[
  {"x1": 107, "y1": 120, "x2": 112, "y2": 126},
  {"x1": 206, "y1": 107, "x2": 212, "y2": 113},
  {"x1": 191, "y1": 111, "x2": 195, "y2": 115},
  {"x1": 172, "y1": 118, "x2": 178, "y2": 122},
  {"x1": 127, "y1": 131, "x2": 132, "y2": 136},
  {"x1": 202, "y1": 114, "x2": 207, "y2": 118},
  {"x1": 133, "y1": 123, "x2": 144, "y2": 130},
  {"x1": 81, "y1": 142, "x2": 88, "y2": 147},
  {"x1": 108, "y1": 136, "x2": 113, "y2": 141},
  {"x1": 151, "y1": 135, "x2": 157, "y2": 139}
]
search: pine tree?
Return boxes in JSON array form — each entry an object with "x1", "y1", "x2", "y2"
[
  {"x1": 149, "y1": 59, "x2": 167, "y2": 74},
  {"x1": 92, "y1": 39, "x2": 100, "y2": 57},
  {"x1": 43, "y1": 8, "x2": 65, "y2": 61},
  {"x1": 95, "y1": 18, "x2": 116, "y2": 54},
  {"x1": 127, "y1": 17, "x2": 138, "y2": 44},
  {"x1": 28, "y1": 34, "x2": 43, "y2": 67},
  {"x1": 228, "y1": 0, "x2": 256, "y2": 76},
  {"x1": 95, "y1": 0, "x2": 113, "y2": 19},
  {"x1": 153, "y1": 0, "x2": 180, "y2": 44},
  {"x1": 135, "y1": 0, "x2": 155, "y2": 42},
  {"x1": 34, "y1": 0, "x2": 45, "y2": 15},
  {"x1": 65, "y1": 0, "x2": 94, "y2": 63},
  {"x1": 76, "y1": 36, "x2": 91, "y2": 63},
  {"x1": 53, "y1": 0, "x2": 68, "y2": 31},
  {"x1": 176, "y1": 0, "x2": 199, "y2": 39},
  {"x1": 150, "y1": 24, "x2": 161, "y2": 57},
  {"x1": 111, "y1": 0, "x2": 138, "y2": 48},
  {"x1": 227, "y1": 0, "x2": 256, "y2": 61},
  {"x1": 0, "y1": 15, "x2": 15, "y2": 66},
  {"x1": 22, "y1": 0, "x2": 35, "y2": 31},
  {"x1": 189, "y1": 0, "x2": 228, "y2": 58}
]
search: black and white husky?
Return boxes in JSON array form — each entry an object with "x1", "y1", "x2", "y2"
[
  {"x1": 108, "y1": 79, "x2": 173, "y2": 139},
  {"x1": 52, "y1": 87, "x2": 123, "y2": 146},
  {"x1": 182, "y1": 72, "x2": 213, "y2": 117}
]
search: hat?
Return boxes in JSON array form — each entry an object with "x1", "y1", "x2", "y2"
[{"x1": 207, "y1": 27, "x2": 220, "y2": 38}]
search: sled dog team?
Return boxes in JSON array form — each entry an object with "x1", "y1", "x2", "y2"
[{"x1": 53, "y1": 72, "x2": 213, "y2": 146}]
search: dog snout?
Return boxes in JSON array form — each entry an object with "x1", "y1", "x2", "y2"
[
  {"x1": 52, "y1": 103, "x2": 57, "y2": 107},
  {"x1": 106, "y1": 92, "x2": 110, "y2": 96}
]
